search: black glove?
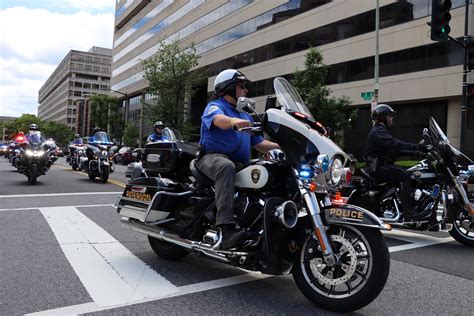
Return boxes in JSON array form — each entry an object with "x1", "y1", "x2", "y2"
[{"x1": 418, "y1": 144, "x2": 430, "y2": 153}]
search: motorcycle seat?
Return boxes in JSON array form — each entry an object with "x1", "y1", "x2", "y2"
[
  {"x1": 190, "y1": 159, "x2": 214, "y2": 187},
  {"x1": 360, "y1": 169, "x2": 388, "y2": 186}
]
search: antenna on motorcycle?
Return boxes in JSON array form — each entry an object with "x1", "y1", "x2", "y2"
[{"x1": 237, "y1": 97, "x2": 263, "y2": 122}]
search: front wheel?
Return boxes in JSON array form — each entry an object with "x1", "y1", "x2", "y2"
[
  {"x1": 28, "y1": 164, "x2": 38, "y2": 185},
  {"x1": 449, "y1": 208, "x2": 474, "y2": 246},
  {"x1": 148, "y1": 236, "x2": 189, "y2": 260},
  {"x1": 99, "y1": 165, "x2": 109, "y2": 183},
  {"x1": 292, "y1": 226, "x2": 390, "y2": 313}
]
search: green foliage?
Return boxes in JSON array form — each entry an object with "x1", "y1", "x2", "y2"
[
  {"x1": 123, "y1": 123, "x2": 139, "y2": 146},
  {"x1": 292, "y1": 48, "x2": 357, "y2": 146},
  {"x1": 142, "y1": 40, "x2": 206, "y2": 139},
  {"x1": 89, "y1": 94, "x2": 122, "y2": 139},
  {"x1": 43, "y1": 121, "x2": 74, "y2": 147},
  {"x1": 3, "y1": 114, "x2": 73, "y2": 147}
]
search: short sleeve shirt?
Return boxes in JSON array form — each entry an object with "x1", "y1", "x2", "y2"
[{"x1": 199, "y1": 97, "x2": 263, "y2": 164}]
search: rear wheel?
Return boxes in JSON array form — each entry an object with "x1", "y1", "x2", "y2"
[
  {"x1": 148, "y1": 236, "x2": 189, "y2": 260},
  {"x1": 292, "y1": 226, "x2": 390, "y2": 313},
  {"x1": 449, "y1": 208, "x2": 474, "y2": 246}
]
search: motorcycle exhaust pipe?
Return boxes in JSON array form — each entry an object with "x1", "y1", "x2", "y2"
[
  {"x1": 120, "y1": 217, "x2": 247, "y2": 263},
  {"x1": 275, "y1": 201, "x2": 298, "y2": 229}
]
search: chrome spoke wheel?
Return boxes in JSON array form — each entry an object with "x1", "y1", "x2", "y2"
[{"x1": 300, "y1": 226, "x2": 372, "y2": 299}]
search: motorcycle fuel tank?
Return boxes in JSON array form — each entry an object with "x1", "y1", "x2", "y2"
[{"x1": 235, "y1": 165, "x2": 269, "y2": 189}]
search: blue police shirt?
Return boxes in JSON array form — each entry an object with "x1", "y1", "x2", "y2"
[
  {"x1": 200, "y1": 97, "x2": 263, "y2": 164},
  {"x1": 147, "y1": 132, "x2": 168, "y2": 142}
]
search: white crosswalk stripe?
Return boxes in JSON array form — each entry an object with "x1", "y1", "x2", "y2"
[{"x1": 39, "y1": 206, "x2": 179, "y2": 307}]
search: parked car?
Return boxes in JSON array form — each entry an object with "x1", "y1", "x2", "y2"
[{"x1": 113, "y1": 146, "x2": 135, "y2": 165}]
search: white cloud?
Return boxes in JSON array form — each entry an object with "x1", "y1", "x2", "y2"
[
  {"x1": 0, "y1": 6, "x2": 114, "y2": 117},
  {"x1": 60, "y1": 0, "x2": 115, "y2": 11}
]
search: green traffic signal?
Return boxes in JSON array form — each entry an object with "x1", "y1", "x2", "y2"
[{"x1": 430, "y1": 0, "x2": 452, "y2": 41}]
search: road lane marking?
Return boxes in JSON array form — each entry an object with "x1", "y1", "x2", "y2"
[
  {"x1": 54, "y1": 164, "x2": 127, "y2": 188},
  {"x1": 28, "y1": 273, "x2": 272, "y2": 315},
  {"x1": 0, "y1": 204, "x2": 115, "y2": 212},
  {"x1": 384, "y1": 229, "x2": 454, "y2": 253},
  {"x1": 27, "y1": 228, "x2": 459, "y2": 315},
  {"x1": 0, "y1": 192, "x2": 122, "y2": 198},
  {"x1": 39, "y1": 206, "x2": 178, "y2": 307}
]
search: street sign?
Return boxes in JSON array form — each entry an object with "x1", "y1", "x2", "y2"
[{"x1": 361, "y1": 91, "x2": 374, "y2": 101}]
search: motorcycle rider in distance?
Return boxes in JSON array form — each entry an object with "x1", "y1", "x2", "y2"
[
  {"x1": 364, "y1": 104, "x2": 429, "y2": 220},
  {"x1": 147, "y1": 121, "x2": 169, "y2": 143},
  {"x1": 71, "y1": 134, "x2": 83, "y2": 145},
  {"x1": 195, "y1": 69, "x2": 280, "y2": 249}
]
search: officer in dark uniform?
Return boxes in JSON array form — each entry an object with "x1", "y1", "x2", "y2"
[
  {"x1": 147, "y1": 121, "x2": 169, "y2": 143},
  {"x1": 196, "y1": 69, "x2": 280, "y2": 249},
  {"x1": 365, "y1": 104, "x2": 427, "y2": 219},
  {"x1": 71, "y1": 134, "x2": 83, "y2": 145}
]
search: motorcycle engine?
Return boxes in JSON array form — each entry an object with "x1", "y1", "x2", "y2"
[{"x1": 234, "y1": 194, "x2": 262, "y2": 228}]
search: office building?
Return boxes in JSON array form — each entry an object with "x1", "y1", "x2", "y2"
[
  {"x1": 112, "y1": 0, "x2": 474, "y2": 157},
  {"x1": 38, "y1": 47, "x2": 112, "y2": 135}
]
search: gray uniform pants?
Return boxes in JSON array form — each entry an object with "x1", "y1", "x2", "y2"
[{"x1": 195, "y1": 153, "x2": 236, "y2": 226}]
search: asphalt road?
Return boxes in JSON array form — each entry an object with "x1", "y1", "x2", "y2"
[{"x1": 0, "y1": 156, "x2": 472, "y2": 315}]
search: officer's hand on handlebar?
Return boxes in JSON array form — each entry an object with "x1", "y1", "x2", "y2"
[
  {"x1": 419, "y1": 144, "x2": 431, "y2": 153},
  {"x1": 231, "y1": 118, "x2": 252, "y2": 131}
]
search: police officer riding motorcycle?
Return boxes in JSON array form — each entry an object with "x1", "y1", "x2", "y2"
[
  {"x1": 116, "y1": 73, "x2": 391, "y2": 312},
  {"x1": 80, "y1": 127, "x2": 115, "y2": 183},
  {"x1": 67, "y1": 134, "x2": 85, "y2": 170},
  {"x1": 17, "y1": 124, "x2": 54, "y2": 184},
  {"x1": 147, "y1": 121, "x2": 169, "y2": 143},
  {"x1": 345, "y1": 105, "x2": 474, "y2": 246}
]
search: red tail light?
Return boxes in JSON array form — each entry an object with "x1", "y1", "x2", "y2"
[
  {"x1": 332, "y1": 191, "x2": 345, "y2": 205},
  {"x1": 16, "y1": 136, "x2": 25, "y2": 142},
  {"x1": 293, "y1": 112, "x2": 307, "y2": 119}
]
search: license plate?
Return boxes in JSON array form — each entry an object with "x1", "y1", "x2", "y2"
[
  {"x1": 124, "y1": 189, "x2": 152, "y2": 202},
  {"x1": 147, "y1": 154, "x2": 160, "y2": 162}
]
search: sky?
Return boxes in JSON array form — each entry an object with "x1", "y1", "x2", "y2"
[{"x1": 0, "y1": 0, "x2": 115, "y2": 117}]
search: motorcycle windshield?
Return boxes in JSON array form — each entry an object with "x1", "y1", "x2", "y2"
[
  {"x1": 429, "y1": 117, "x2": 472, "y2": 163},
  {"x1": 27, "y1": 131, "x2": 45, "y2": 146},
  {"x1": 90, "y1": 132, "x2": 111, "y2": 144},
  {"x1": 274, "y1": 77, "x2": 314, "y2": 119}
]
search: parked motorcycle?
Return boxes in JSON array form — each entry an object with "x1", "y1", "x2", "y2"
[
  {"x1": 80, "y1": 131, "x2": 116, "y2": 183},
  {"x1": 344, "y1": 117, "x2": 474, "y2": 246},
  {"x1": 17, "y1": 131, "x2": 53, "y2": 184},
  {"x1": 116, "y1": 77, "x2": 390, "y2": 312}
]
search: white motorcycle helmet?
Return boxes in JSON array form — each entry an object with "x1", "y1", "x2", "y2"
[{"x1": 213, "y1": 69, "x2": 251, "y2": 100}]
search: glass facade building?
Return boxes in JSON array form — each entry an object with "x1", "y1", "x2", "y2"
[{"x1": 112, "y1": 0, "x2": 474, "y2": 157}]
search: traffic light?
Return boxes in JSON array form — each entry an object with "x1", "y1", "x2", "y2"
[{"x1": 430, "y1": 0, "x2": 452, "y2": 41}]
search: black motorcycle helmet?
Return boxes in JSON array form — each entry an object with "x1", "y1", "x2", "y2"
[
  {"x1": 93, "y1": 127, "x2": 102, "y2": 134},
  {"x1": 74, "y1": 134, "x2": 80, "y2": 138},
  {"x1": 371, "y1": 104, "x2": 396, "y2": 124},
  {"x1": 214, "y1": 69, "x2": 251, "y2": 101}
]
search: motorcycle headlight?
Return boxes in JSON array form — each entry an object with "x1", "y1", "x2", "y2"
[
  {"x1": 329, "y1": 157, "x2": 343, "y2": 185},
  {"x1": 78, "y1": 150, "x2": 83, "y2": 154},
  {"x1": 37, "y1": 150, "x2": 45, "y2": 156},
  {"x1": 25, "y1": 150, "x2": 34, "y2": 156},
  {"x1": 102, "y1": 150, "x2": 108, "y2": 156}
]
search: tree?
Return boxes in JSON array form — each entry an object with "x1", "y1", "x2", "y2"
[
  {"x1": 4, "y1": 114, "x2": 42, "y2": 135},
  {"x1": 142, "y1": 39, "x2": 206, "y2": 139},
  {"x1": 89, "y1": 94, "x2": 122, "y2": 139},
  {"x1": 292, "y1": 48, "x2": 357, "y2": 146},
  {"x1": 43, "y1": 121, "x2": 74, "y2": 148},
  {"x1": 123, "y1": 123, "x2": 139, "y2": 146}
]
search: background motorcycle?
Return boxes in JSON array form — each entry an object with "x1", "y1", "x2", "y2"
[
  {"x1": 80, "y1": 131, "x2": 116, "y2": 183},
  {"x1": 68, "y1": 142, "x2": 86, "y2": 170},
  {"x1": 345, "y1": 117, "x2": 474, "y2": 246},
  {"x1": 116, "y1": 78, "x2": 390, "y2": 312},
  {"x1": 17, "y1": 131, "x2": 53, "y2": 184}
]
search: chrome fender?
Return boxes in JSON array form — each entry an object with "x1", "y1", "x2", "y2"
[{"x1": 323, "y1": 204, "x2": 391, "y2": 231}]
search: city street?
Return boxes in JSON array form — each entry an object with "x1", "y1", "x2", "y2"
[{"x1": 0, "y1": 157, "x2": 472, "y2": 315}]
